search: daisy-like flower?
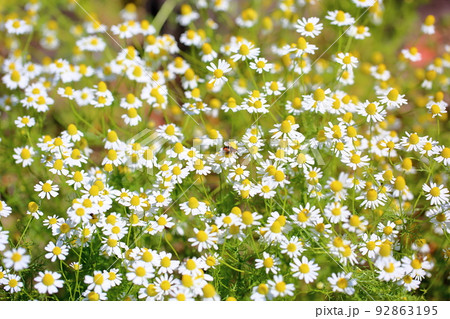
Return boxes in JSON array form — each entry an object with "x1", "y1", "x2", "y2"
[
  {"x1": 154, "y1": 274, "x2": 181, "y2": 298},
  {"x1": 280, "y1": 236, "x2": 305, "y2": 258},
  {"x1": 343, "y1": 214, "x2": 369, "y2": 234},
  {"x1": 83, "y1": 290, "x2": 108, "y2": 301},
  {"x1": 206, "y1": 59, "x2": 232, "y2": 88},
  {"x1": 402, "y1": 46, "x2": 422, "y2": 62},
  {"x1": 401, "y1": 255, "x2": 433, "y2": 280},
  {"x1": 34, "y1": 271, "x2": 64, "y2": 294},
  {"x1": 421, "y1": 15, "x2": 435, "y2": 35},
  {"x1": 177, "y1": 4, "x2": 199, "y2": 26},
  {"x1": 268, "y1": 275, "x2": 295, "y2": 298},
  {"x1": 295, "y1": 17, "x2": 323, "y2": 38},
  {"x1": 422, "y1": 182, "x2": 450, "y2": 206},
  {"x1": 13, "y1": 146, "x2": 35, "y2": 167},
  {"x1": 122, "y1": 108, "x2": 142, "y2": 126},
  {"x1": 180, "y1": 197, "x2": 208, "y2": 216},
  {"x1": 400, "y1": 132, "x2": 424, "y2": 152},
  {"x1": 342, "y1": 151, "x2": 370, "y2": 170},
  {"x1": 377, "y1": 260, "x2": 404, "y2": 282},
  {"x1": 34, "y1": 180, "x2": 59, "y2": 199},
  {"x1": 239, "y1": 210, "x2": 262, "y2": 229},
  {"x1": 15, "y1": 116, "x2": 35, "y2": 128},
  {"x1": 127, "y1": 261, "x2": 155, "y2": 286},
  {"x1": 347, "y1": 25, "x2": 371, "y2": 39},
  {"x1": 251, "y1": 283, "x2": 273, "y2": 301},
  {"x1": 158, "y1": 252, "x2": 180, "y2": 275},
  {"x1": 433, "y1": 146, "x2": 450, "y2": 166},
  {"x1": 359, "y1": 233, "x2": 381, "y2": 259},
  {"x1": 303, "y1": 88, "x2": 334, "y2": 114},
  {"x1": 427, "y1": 101, "x2": 447, "y2": 118},
  {"x1": 357, "y1": 188, "x2": 388, "y2": 209},
  {"x1": 324, "y1": 201, "x2": 351, "y2": 223},
  {"x1": 230, "y1": 40, "x2": 260, "y2": 62},
  {"x1": 328, "y1": 272, "x2": 357, "y2": 295},
  {"x1": 378, "y1": 88, "x2": 407, "y2": 109},
  {"x1": 254, "y1": 178, "x2": 277, "y2": 199},
  {"x1": 269, "y1": 120, "x2": 304, "y2": 141},
  {"x1": 357, "y1": 101, "x2": 386, "y2": 122},
  {"x1": 290, "y1": 203, "x2": 320, "y2": 228},
  {"x1": 326, "y1": 10, "x2": 355, "y2": 26},
  {"x1": 335, "y1": 52, "x2": 358, "y2": 71},
  {"x1": 0, "y1": 200, "x2": 12, "y2": 218},
  {"x1": 249, "y1": 58, "x2": 273, "y2": 73},
  {"x1": 398, "y1": 275, "x2": 421, "y2": 292},
  {"x1": 5, "y1": 18, "x2": 32, "y2": 34},
  {"x1": 188, "y1": 227, "x2": 218, "y2": 252},
  {"x1": 352, "y1": 0, "x2": 376, "y2": 7},
  {"x1": 4, "y1": 274, "x2": 23, "y2": 293},
  {"x1": 44, "y1": 241, "x2": 69, "y2": 262},
  {"x1": 3, "y1": 247, "x2": 30, "y2": 271},
  {"x1": 84, "y1": 270, "x2": 112, "y2": 293},
  {"x1": 255, "y1": 252, "x2": 280, "y2": 274},
  {"x1": 156, "y1": 124, "x2": 183, "y2": 144},
  {"x1": 290, "y1": 256, "x2": 320, "y2": 283}
]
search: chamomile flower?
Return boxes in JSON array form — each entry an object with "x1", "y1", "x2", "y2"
[
  {"x1": 0, "y1": 200, "x2": 12, "y2": 218},
  {"x1": 280, "y1": 236, "x2": 305, "y2": 258},
  {"x1": 335, "y1": 52, "x2": 359, "y2": 71},
  {"x1": 295, "y1": 17, "x2": 323, "y2": 38},
  {"x1": 207, "y1": 59, "x2": 232, "y2": 87},
  {"x1": 421, "y1": 15, "x2": 435, "y2": 35},
  {"x1": 230, "y1": 40, "x2": 260, "y2": 62},
  {"x1": 431, "y1": 145, "x2": 449, "y2": 166},
  {"x1": 326, "y1": 10, "x2": 355, "y2": 26},
  {"x1": 249, "y1": 58, "x2": 273, "y2": 73},
  {"x1": 398, "y1": 275, "x2": 421, "y2": 291},
  {"x1": 188, "y1": 227, "x2": 218, "y2": 252},
  {"x1": 127, "y1": 261, "x2": 155, "y2": 286},
  {"x1": 401, "y1": 255, "x2": 433, "y2": 280},
  {"x1": 44, "y1": 241, "x2": 69, "y2": 262},
  {"x1": 158, "y1": 252, "x2": 180, "y2": 275},
  {"x1": 290, "y1": 256, "x2": 320, "y2": 283},
  {"x1": 3, "y1": 247, "x2": 30, "y2": 271},
  {"x1": 357, "y1": 188, "x2": 388, "y2": 209},
  {"x1": 377, "y1": 260, "x2": 404, "y2": 282},
  {"x1": 13, "y1": 146, "x2": 35, "y2": 167},
  {"x1": 4, "y1": 274, "x2": 23, "y2": 293},
  {"x1": 378, "y1": 88, "x2": 407, "y2": 109},
  {"x1": 422, "y1": 182, "x2": 450, "y2": 206},
  {"x1": 255, "y1": 252, "x2": 280, "y2": 274},
  {"x1": 402, "y1": 46, "x2": 422, "y2": 62},
  {"x1": 34, "y1": 180, "x2": 59, "y2": 199},
  {"x1": 328, "y1": 272, "x2": 356, "y2": 295},
  {"x1": 359, "y1": 233, "x2": 381, "y2": 259},
  {"x1": 34, "y1": 271, "x2": 64, "y2": 294},
  {"x1": 324, "y1": 201, "x2": 351, "y2": 223},
  {"x1": 15, "y1": 116, "x2": 35, "y2": 128},
  {"x1": 268, "y1": 275, "x2": 295, "y2": 298},
  {"x1": 358, "y1": 101, "x2": 386, "y2": 122},
  {"x1": 5, "y1": 18, "x2": 32, "y2": 34}
]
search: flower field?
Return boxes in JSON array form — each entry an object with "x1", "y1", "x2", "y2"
[{"x1": 0, "y1": 0, "x2": 449, "y2": 301}]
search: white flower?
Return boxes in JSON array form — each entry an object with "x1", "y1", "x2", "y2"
[
  {"x1": 328, "y1": 272, "x2": 357, "y2": 295},
  {"x1": 3, "y1": 247, "x2": 30, "y2": 271},
  {"x1": 34, "y1": 271, "x2": 64, "y2": 294},
  {"x1": 290, "y1": 256, "x2": 320, "y2": 283},
  {"x1": 206, "y1": 59, "x2": 232, "y2": 87},
  {"x1": 295, "y1": 17, "x2": 323, "y2": 38},
  {"x1": 422, "y1": 182, "x2": 450, "y2": 206},
  {"x1": 34, "y1": 180, "x2": 59, "y2": 199}
]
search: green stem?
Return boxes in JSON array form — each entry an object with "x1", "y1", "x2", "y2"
[{"x1": 16, "y1": 217, "x2": 33, "y2": 248}]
